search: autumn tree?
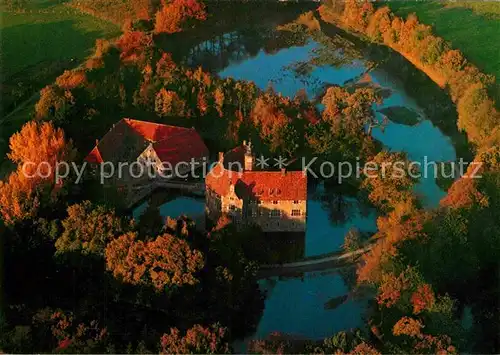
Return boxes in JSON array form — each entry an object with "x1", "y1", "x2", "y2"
[
  {"x1": 342, "y1": 0, "x2": 374, "y2": 32},
  {"x1": 115, "y1": 30, "x2": 153, "y2": 64},
  {"x1": 35, "y1": 85, "x2": 75, "y2": 122},
  {"x1": 55, "y1": 70, "x2": 87, "y2": 90},
  {"x1": 366, "y1": 6, "x2": 392, "y2": 42},
  {"x1": 457, "y1": 82, "x2": 499, "y2": 144},
  {"x1": 33, "y1": 308, "x2": 108, "y2": 353},
  {"x1": 343, "y1": 227, "x2": 362, "y2": 253},
  {"x1": 361, "y1": 151, "x2": 418, "y2": 212},
  {"x1": 154, "y1": 0, "x2": 207, "y2": 34},
  {"x1": 321, "y1": 86, "x2": 380, "y2": 133},
  {"x1": 250, "y1": 95, "x2": 291, "y2": 153},
  {"x1": 155, "y1": 88, "x2": 186, "y2": 117},
  {"x1": 55, "y1": 201, "x2": 125, "y2": 256},
  {"x1": 248, "y1": 332, "x2": 294, "y2": 354},
  {"x1": 0, "y1": 122, "x2": 75, "y2": 224},
  {"x1": 105, "y1": 232, "x2": 204, "y2": 291},
  {"x1": 160, "y1": 323, "x2": 230, "y2": 354},
  {"x1": 155, "y1": 52, "x2": 177, "y2": 83},
  {"x1": 8, "y1": 121, "x2": 74, "y2": 169},
  {"x1": 0, "y1": 171, "x2": 39, "y2": 225}
]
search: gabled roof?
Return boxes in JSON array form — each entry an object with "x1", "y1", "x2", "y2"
[
  {"x1": 85, "y1": 118, "x2": 208, "y2": 165},
  {"x1": 206, "y1": 145, "x2": 307, "y2": 201}
]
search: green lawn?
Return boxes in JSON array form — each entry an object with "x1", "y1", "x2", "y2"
[
  {"x1": 387, "y1": 1, "x2": 500, "y2": 90},
  {"x1": 446, "y1": 1, "x2": 500, "y2": 19},
  {"x1": 1, "y1": 0, "x2": 120, "y2": 79},
  {"x1": 0, "y1": 0, "x2": 120, "y2": 177}
]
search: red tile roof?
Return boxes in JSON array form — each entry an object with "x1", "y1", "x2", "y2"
[
  {"x1": 206, "y1": 146, "x2": 307, "y2": 201},
  {"x1": 153, "y1": 128, "x2": 209, "y2": 166},
  {"x1": 85, "y1": 118, "x2": 208, "y2": 165},
  {"x1": 86, "y1": 146, "x2": 103, "y2": 164}
]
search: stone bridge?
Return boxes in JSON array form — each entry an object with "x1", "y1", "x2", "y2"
[
  {"x1": 126, "y1": 180, "x2": 205, "y2": 208},
  {"x1": 258, "y1": 244, "x2": 373, "y2": 279}
]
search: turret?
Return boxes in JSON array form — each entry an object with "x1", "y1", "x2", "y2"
[{"x1": 243, "y1": 140, "x2": 253, "y2": 171}]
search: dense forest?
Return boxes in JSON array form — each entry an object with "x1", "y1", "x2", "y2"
[{"x1": 0, "y1": 0, "x2": 499, "y2": 353}]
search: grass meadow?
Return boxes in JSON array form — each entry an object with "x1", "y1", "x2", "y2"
[
  {"x1": 0, "y1": 0, "x2": 119, "y2": 177},
  {"x1": 388, "y1": 1, "x2": 500, "y2": 92}
]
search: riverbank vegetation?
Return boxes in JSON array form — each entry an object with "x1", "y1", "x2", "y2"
[
  {"x1": 387, "y1": 1, "x2": 500, "y2": 92},
  {"x1": 317, "y1": 1, "x2": 500, "y2": 353},
  {"x1": 1, "y1": 0, "x2": 499, "y2": 353}
]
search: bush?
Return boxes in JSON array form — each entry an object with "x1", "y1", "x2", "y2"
[
  {"x1": 35, "y1": 85, "x2": 75, "y2": 122},
  {"x1": 457, "y1": 83, "x2": 500, "y2": 143}
]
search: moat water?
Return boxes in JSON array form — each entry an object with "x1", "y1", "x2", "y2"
[{"x1": 137, "y1": 17, "x2": 458, "y2": 345}]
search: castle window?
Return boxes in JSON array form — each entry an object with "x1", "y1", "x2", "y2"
[
  {"x1": 270, "y1": 210, "x2": 281, "y2": 218},
  {"x1": 229, "y1": 205, "x2": 236, "y2": 211},
  {"x1": 291, "y1": 209, "x2": 301, "y2": 216},
  {"x1": 293, "y1": 200, "x2": 299, "y2": 204},
  {"x1": 276, "y1": 189, "x2": 281, "y2": 195},
  {"x1": 273, "y1": 200, "x2": 279, "y2": 205},
  {"x1": 251, "y1": 209, "x2": 257, "y2": 217},
  {"x1": 269, "y1": 188, "x2": 275, "y2": 195}
]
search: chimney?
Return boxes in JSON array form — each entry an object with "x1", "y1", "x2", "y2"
[
  {"x1": 218, "y1": 152, "x2": 224, "y2": 162},
  {"x1": 95, "y1": 139, "x2": 99, "y2": 146},
  {"x1": 281, "y1": 168, "x2": 286, "y2": 176}
]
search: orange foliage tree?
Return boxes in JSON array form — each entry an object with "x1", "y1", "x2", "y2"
[
  {"x1": 160, "y1": 323, "x2": 230, "y2": 354},
  {"x1": 35, "y1": 85, "x2": 75, "y2": 121},
  {"x1": 250, "y1": 95, "x2": 291, "y2": 153},
  {"x1": 55, "y1": 70, "x2": 87, "y2": 90},
  {"x1": 115, "y1": 30, "x2": 153, "y2": 63},
  {"x1": 154, "y1": 0, "x2": 207, "y2": 34},
  {"x1": 0, "y1": 122, "x2": 75, "y2": 224},
  {"x1": 32, "y1": 308, "x2": 108, "y2": 353},
  {"x1": 0, "y1": 171, "x2": 40, "y2": 225},
  {"x1": 411, "y1": 283, "x2": 435, "y2": 314},
  {"x1": 392, "y1": 316, "x2": 423, "y2": 337},
  {"x1": 8, "y1": 121, "x2": 76, "y2": 174},
  {"x1": 361, "y1": 151, "x2": 418, "y2": 212},
  {"x1": 105, "y1": 232, "x2": 204, "y2": 290},
  {"x1": 155, "y1": 88, "x2": 186, "y2": 117}
]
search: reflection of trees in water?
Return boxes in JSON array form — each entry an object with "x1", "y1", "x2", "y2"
[
  {"x1": 184, "y1": 17, "x2": 369, "y2": 82},
  {"x1": 322, "y1": 193, "x2": 351, "y2": 225},
  {"x1": 185, "y1": 26, "x2": 280, "y2": 72},
  {"x1": 273, "y1": 27, "x2": 368, "y2": 99},
  {"x1": 309, "y1": 30, "x2": 364, "y2": 67},
  {"x1": 311, "y1": 185, "x2": 351, "y2": 225},
  {"x1": 312, "y1": 182, "x2": 375, "y2": 227}
]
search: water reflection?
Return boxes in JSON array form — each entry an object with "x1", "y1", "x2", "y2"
[
  {"x1": 133, "y1": 196, "x2": 205, "y2": 225},
  {"x1": 306, "y1": 183, "x2": 377, "y2": 257},
  {"x1": 149, "y1": 22, "x2": 459, "y2": 343},
  {"x1": 209, "y1": 33, "x2": 456, "y2": 208},
  {"x1": 235, "y1": 270, "x2": 368, "y2": 350}
]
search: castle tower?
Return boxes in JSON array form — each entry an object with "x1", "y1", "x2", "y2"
[{"x1": 243, "y1": 140, "x2": 253, "y2": 171}]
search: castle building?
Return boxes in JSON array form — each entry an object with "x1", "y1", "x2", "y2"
[
  {"x1": 205, "y1": 141, "x2": 307, "y2": 232},
  {"x1": 85, "y1": 118, "x2": 208, "y2": 183}
]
